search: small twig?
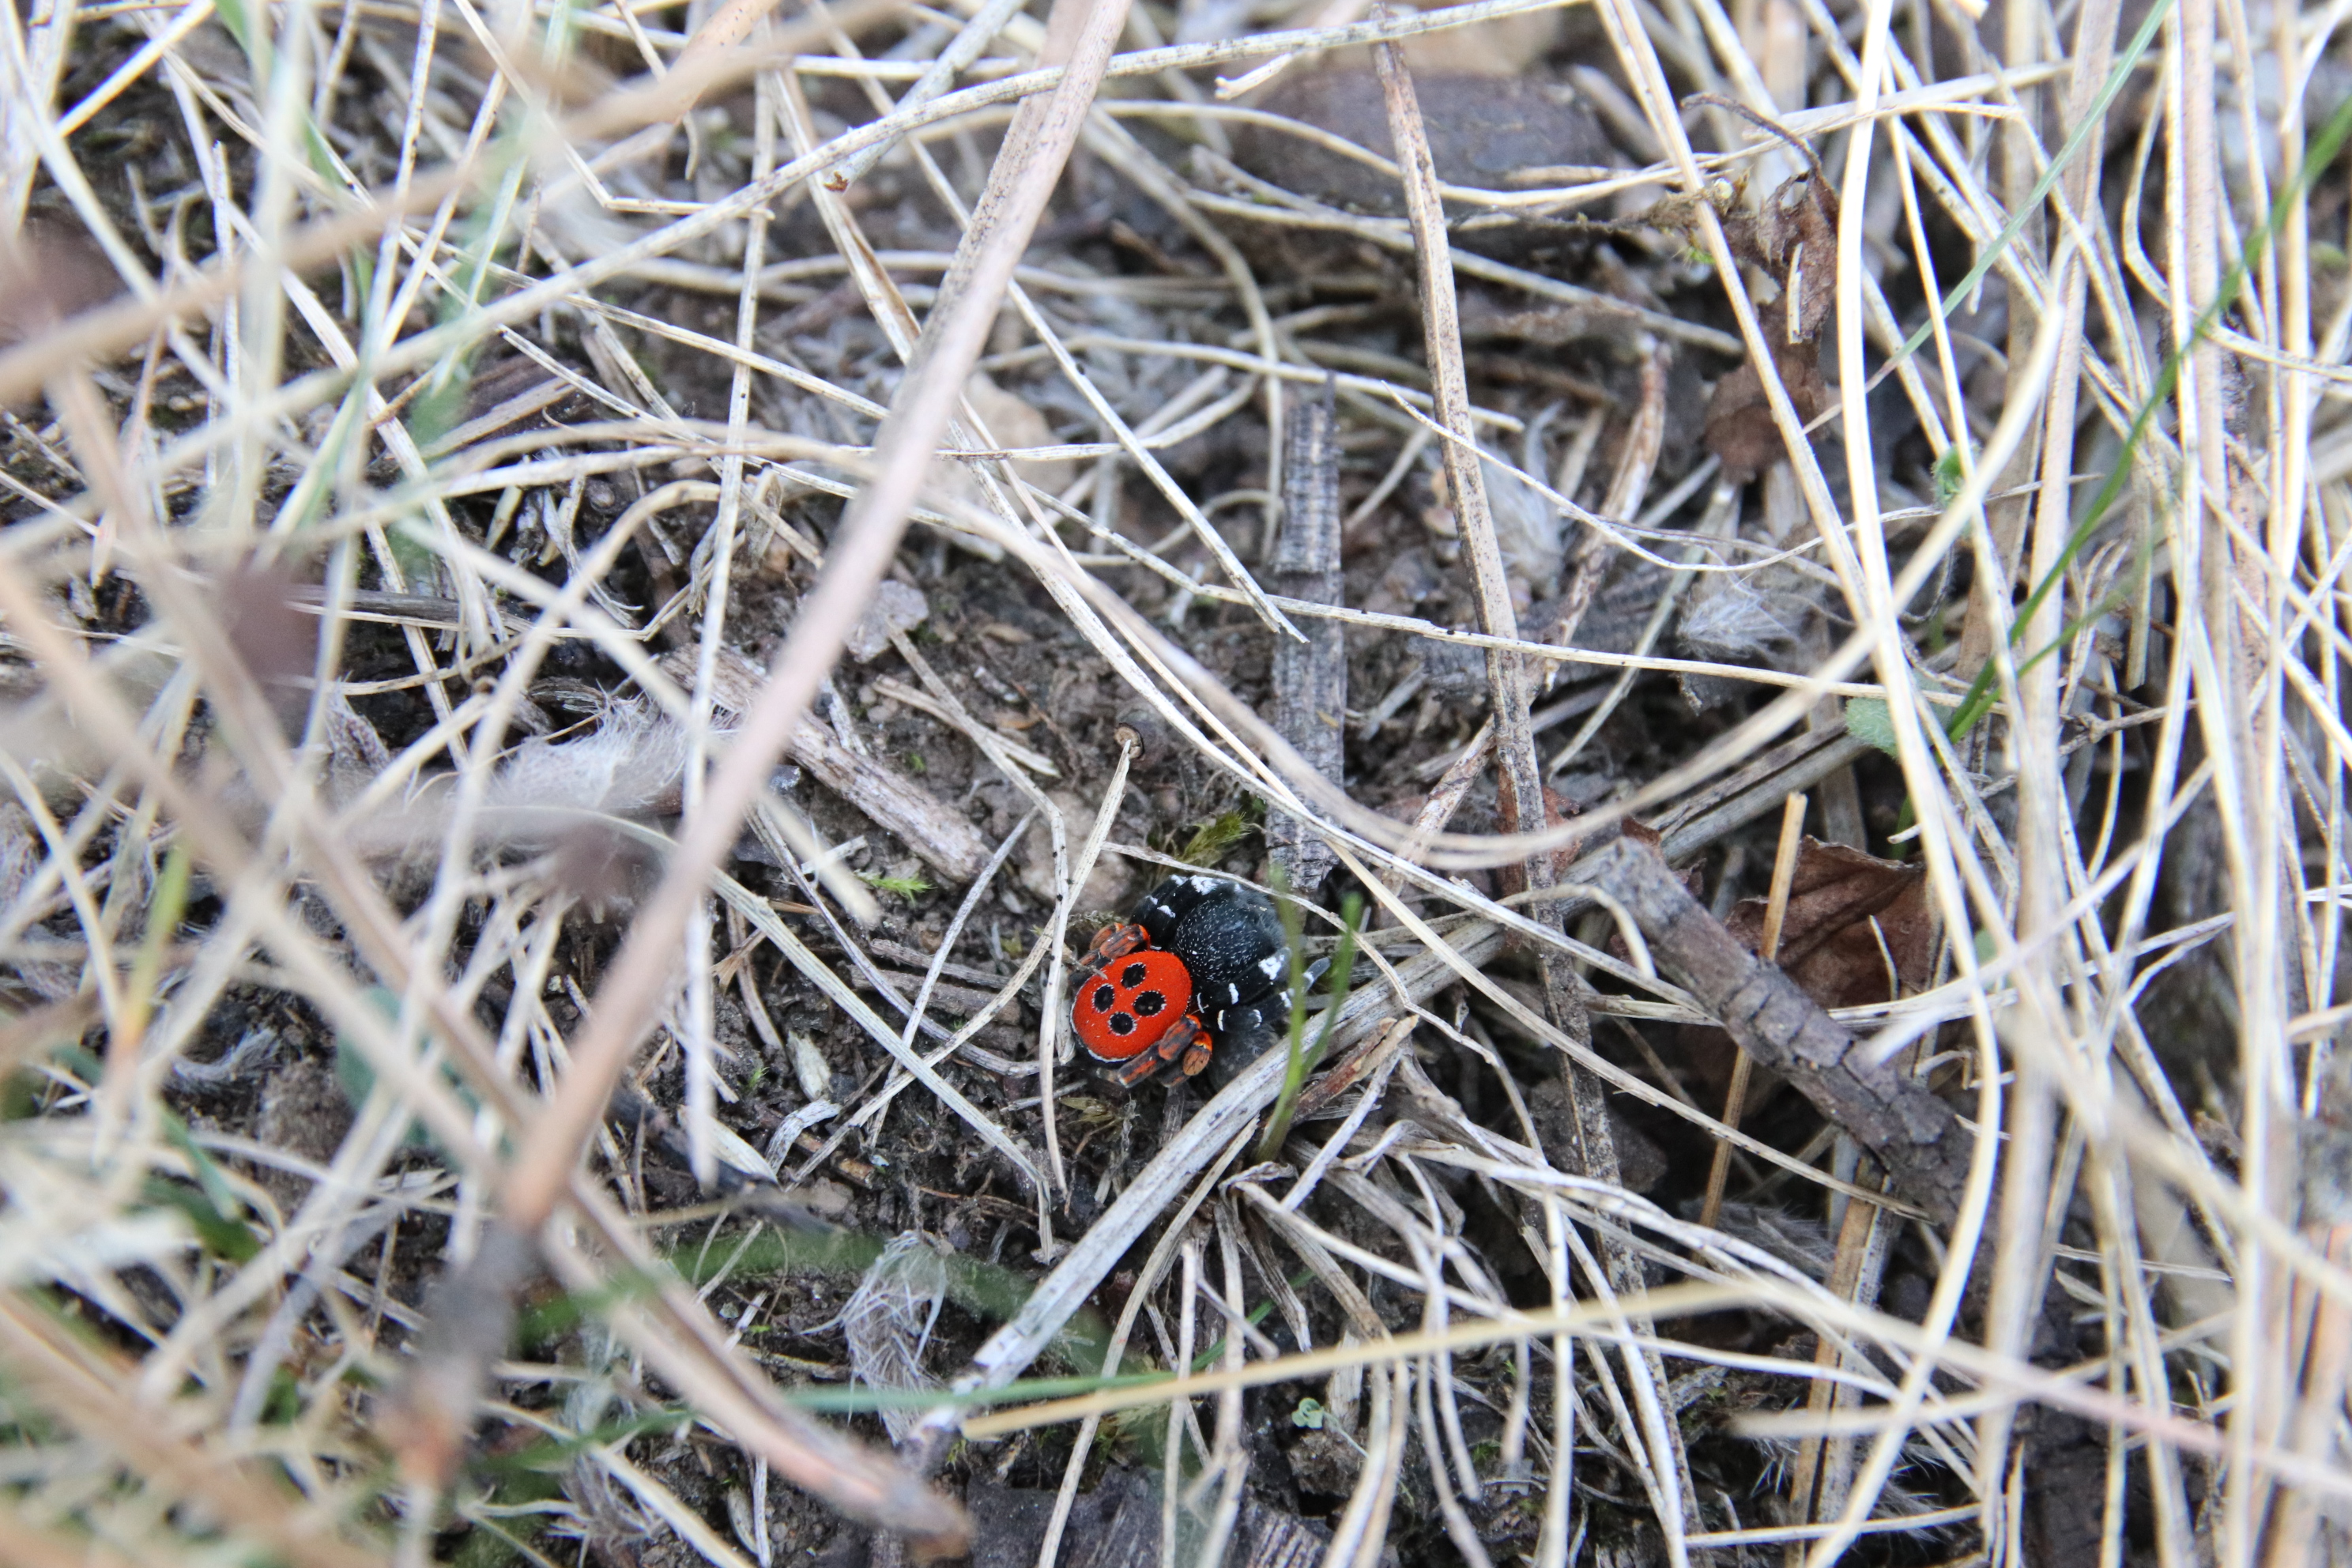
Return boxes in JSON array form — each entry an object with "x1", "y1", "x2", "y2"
[
  {"x1": 1758, "y1": 800, "x2": 1809, "y2": 961},
  {"x1": 1582, "y1": 836, "x2": 1973, "y2": 1224},
  {"x1": 1785, "y1": 1178, "x2": 1894, "y2": 1555},
  {"x1": 1681, "y1": 92, "x2": 1831, "y2": 187},
  {"x1": 787, "y1": 714, "x2": 992, "y2": 884},
  {"x1": 663, "y1": 640, "x2": 993, "y2": 884},
  {"x1": 827, "y1": 0, "x2": 1035, "y2": 188},
  {"x1": 1381, "y1": 725, "x2": 1496, "y2": 909}
]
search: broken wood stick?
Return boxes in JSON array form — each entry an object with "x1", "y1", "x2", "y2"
[
  {"x1": 662, "y1": 646, "x2": 991, "y2": 884},
  {"x1": 786, "y1": 715, "x2": 990, "y2": 884},
  {"x1": 1582, "y1": 835, "x2": 1972, "y2": 1226},
  {"x1": 1267, "y1": 377, "x2": 1347, "y2": 897}
]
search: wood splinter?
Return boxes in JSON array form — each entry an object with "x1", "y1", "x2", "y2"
[{"x1": 1582, "y1": 835, "x2": 1972, "y2": 1226}]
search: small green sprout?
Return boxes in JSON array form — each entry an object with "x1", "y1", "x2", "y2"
[
  {"x1": 1176, "y1": 807, "x2": 1258, "y2": 868},
  {"x1": 1932, "y1": 446, "x2": 1966, "y2": 507}
]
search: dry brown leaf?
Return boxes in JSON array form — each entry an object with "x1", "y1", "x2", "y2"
[
  {"x1": 1755, "y1": 171, "x2": 1840, "y2": 344},
  {"x1": 1701, "y1": 336, "x2": 1829, "y2": 485},
  {"x1": 1656, "y1": 167, "x2": 1837, "y2": 345},
  {"x1": 1724, "y1": 836, "x2": 1932, "y2": 1010}
]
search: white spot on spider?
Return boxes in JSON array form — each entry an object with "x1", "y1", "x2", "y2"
[
  {"x1": 1227, "y1": 982, "x2": 1240, "y2": 1003},
  {"x1": 1189, "y1": 876, "x2": 1220, "y2": 892},
  {"x1": 1257, "y1": 953, "x2": 1284, "y2": 978}
]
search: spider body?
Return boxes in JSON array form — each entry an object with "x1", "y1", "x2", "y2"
[{"x1": 1071, "y1": 876, "x2": 1293, "y2": 1087}]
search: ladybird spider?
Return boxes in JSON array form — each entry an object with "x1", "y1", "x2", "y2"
[
  {"x1": 1071, "y1": 875, "x2": 1297, "y2": 1087},
  {"x1": 1069, "y1": 921, "x2": 1209, "y2": 1086}
]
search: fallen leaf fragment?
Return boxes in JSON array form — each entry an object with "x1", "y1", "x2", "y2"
[{"x1": 1724, "y1": 836, "x2": 1932, "y2": 1010}]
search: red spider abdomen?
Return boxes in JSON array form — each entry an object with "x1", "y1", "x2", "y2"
[{"x1": 1072, "y1": 948, "x2": 1193, "y2": 1061}]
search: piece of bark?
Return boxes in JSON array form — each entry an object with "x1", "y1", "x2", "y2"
[
  {"x1": 1233, "y1": 71, "x2": 1613, "y2": 221},
  {"x1": 1266, "y1": 380, "x2": 1347, "y2": 897},
  {"x1": 863, "y1": 969, "x2": 1004, "y2": 1019},
  {"x1": 1583, "y1": 835, "x2": 1972, "y2": 1224}
]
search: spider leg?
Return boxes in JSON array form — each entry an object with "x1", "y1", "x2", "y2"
[
  {"x1": 1072, "y1": 923, "x2": 1143, "y2": 991},
  {"x1": 1107, "y1": 1012, "x2": 1206, "y2": 1088},
  {"x1": 1162, "y1": 1013, "x2": 1210, "y2": 1078},
  {"x1": 1111, "y1": 1052, "x2": 1165, "y2": 1088},
  {"x1": 1083, "y1": 922, "x2": 1148, "y2": 964}
]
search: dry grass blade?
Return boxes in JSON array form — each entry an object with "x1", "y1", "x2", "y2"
[{"x1": 1370, "y1": 36, "x2": 1546, "y2": 873}]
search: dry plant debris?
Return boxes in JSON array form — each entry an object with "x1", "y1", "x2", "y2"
[{"x1": 2, "y1": 0, "x2": 2350, "y2": 1561}]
